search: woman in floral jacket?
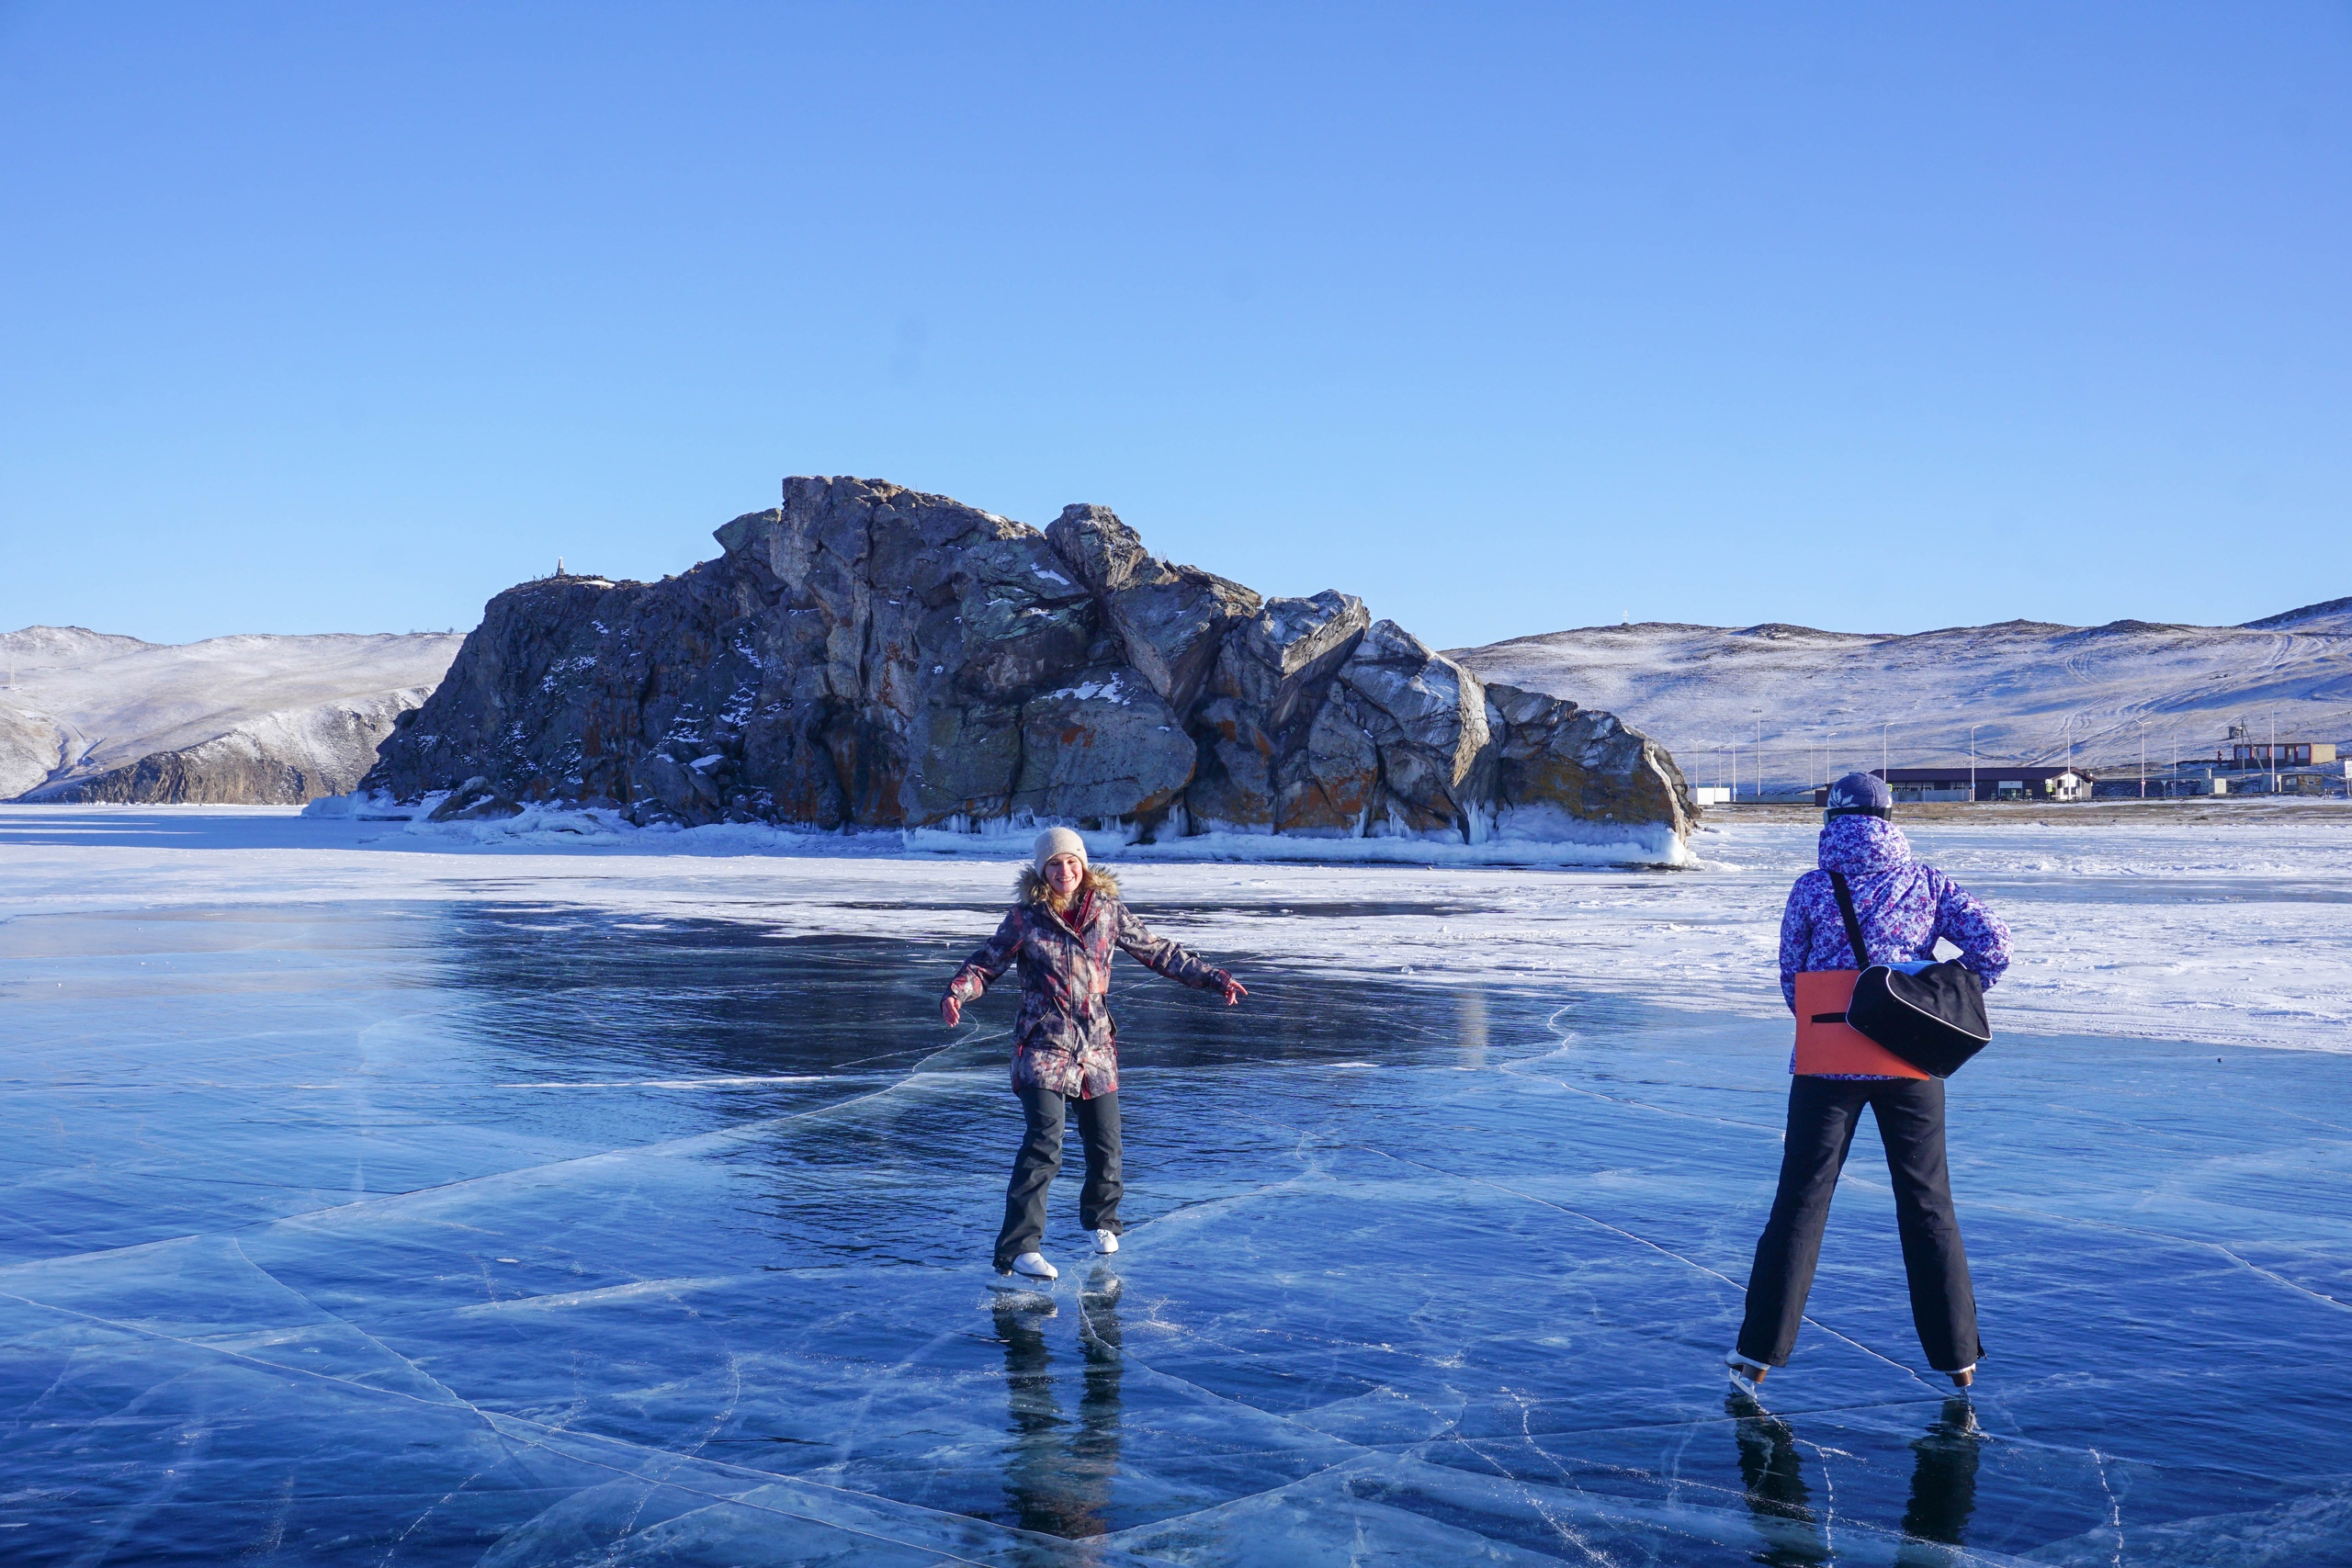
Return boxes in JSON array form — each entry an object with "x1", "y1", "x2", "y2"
[
  {"x1": 942, "y1": 828, "x2": 1246, "y2": 1280},
  {"x1": 1730, "y1": 772, "x2": 2011, "y2": 1400}
]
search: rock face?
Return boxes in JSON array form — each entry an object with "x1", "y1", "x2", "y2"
[{"x1": 362, "y1": 478, "x2": 1694, "y2": 851}]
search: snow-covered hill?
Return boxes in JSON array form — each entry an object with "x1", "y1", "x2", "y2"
[
  {"x1": 1452, "y1": 597, "x2": 2352, "y2": 795},
  {"x1": 0, "y1": 627, "x2": 465, "y2": 803}
]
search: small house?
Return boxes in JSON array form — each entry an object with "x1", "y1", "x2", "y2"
[{"x1": 2222, "y1": 738, "x2": 2337, "y2": 771}]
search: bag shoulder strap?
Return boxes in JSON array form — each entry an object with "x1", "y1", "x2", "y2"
[{"x1": 1826, "y1": 871, "x2": 1873, "y2": 968}]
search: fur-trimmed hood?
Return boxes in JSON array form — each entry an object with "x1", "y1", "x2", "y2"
[{"x1": 1016, "y1": 863, "x2": 1122, "y2": 908}]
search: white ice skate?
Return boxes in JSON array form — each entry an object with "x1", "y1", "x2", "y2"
[
  {"x1": 1725, "y1": 1352, "x2": 1770, "y2": 1404},
  {"x1": 1009, "y1": 1251, "x2": 1057, "y2": 1281},
  {"x1": 1092, "y1": 1229, "x2": 1119, "y2": 1256}
]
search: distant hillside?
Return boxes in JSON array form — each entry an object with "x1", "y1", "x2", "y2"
[
  {"x1": 0, "y1": 627, "x2": 465, "y2": 804},
  {"x1": 1451, "y1": 598, "x2": 2352, "y2": 795}
]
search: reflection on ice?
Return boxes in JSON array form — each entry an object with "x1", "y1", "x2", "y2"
[
  {"x1": 1901, "y1": 1400, "x2": 1984, "y2": 1561},
  {"x1": 0, "y1": 897, "x2": 2346, "y2": 1564},
  {"x1": 1726, "y1": 1396, "x2": 1982, "y2": 1568},
  {"x1": 1732, "y1": 1396, "x2": 1831, "y2": 1567},
  {"x1": 993, "y1": 1269, "x2": 1127, "y2": 1540}
]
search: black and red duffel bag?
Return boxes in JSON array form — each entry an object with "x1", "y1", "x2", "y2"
[{"x1": 1827, "y1": 872, "x2": 1993, "y2": 1079}]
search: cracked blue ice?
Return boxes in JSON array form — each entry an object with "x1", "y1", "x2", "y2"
[{"x1": 0, "y1": 896, "x2": 2347, "y2": 1565}]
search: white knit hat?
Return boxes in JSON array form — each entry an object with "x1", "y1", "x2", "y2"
[{"x1": 1033, "y1": 827, "x2": 1089, "y2": 874}]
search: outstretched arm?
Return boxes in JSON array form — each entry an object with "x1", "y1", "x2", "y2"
[
  {"x1": 942, "y1": 910, "x2": 1023, "y2": 1026},
  {"x1": 1932, "y1": 874, "x2": 2012, "y2": 990},
  {"x1": 1115, "y1": 906, "x2": 1245, "y2": 1005}
]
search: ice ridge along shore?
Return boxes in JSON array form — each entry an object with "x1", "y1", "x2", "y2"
[{"x1": 357, "y1": 477, "x2": 1697, "y2": 863}]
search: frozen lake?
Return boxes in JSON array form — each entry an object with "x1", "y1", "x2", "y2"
[{"x1": 1, "y1": 807, "x2": 2347, "y2": 1564}]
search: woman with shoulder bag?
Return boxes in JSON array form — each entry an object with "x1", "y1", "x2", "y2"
[{"x1": 1727, "y1": 772, "x2": 2012, "y2": 1398}]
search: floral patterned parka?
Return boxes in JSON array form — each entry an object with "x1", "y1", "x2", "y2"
[{"x1": 945, "y1": 866, "x2": 1231, "y2": 1099}]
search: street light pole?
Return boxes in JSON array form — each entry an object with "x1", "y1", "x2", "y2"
[
  {"x1": 1881, "y1": 721, "x2": 1891, "y2": 783},
  {"x1": 1752, "y1": 708, "x2": 1765, "y2": 801},
  {"x1": 1969, "y1": 724, "x2": 1980, "y2": 804}
]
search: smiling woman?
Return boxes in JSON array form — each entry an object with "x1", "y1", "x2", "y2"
[{"x1": 943, "y1": 826, "x2": 1245, "y2": 1280}]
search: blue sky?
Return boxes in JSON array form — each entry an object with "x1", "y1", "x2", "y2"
[{"x1": 2, "y1": 3, "x2": 2345, "y2": 649}]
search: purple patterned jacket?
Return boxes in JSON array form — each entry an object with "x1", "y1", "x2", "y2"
[
  {"x1": 1781, "y1": 816, "x2": 2012, "y2": 1077},
  {"x1": 946, "y1": 868, "x2": 1231, "y2": 1099}
]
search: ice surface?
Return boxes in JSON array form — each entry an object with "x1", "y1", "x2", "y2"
[{"x1": 1, "y1": 807, "x2": 2348, "y2": 1563}]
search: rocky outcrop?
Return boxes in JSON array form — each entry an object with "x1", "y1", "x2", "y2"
[
  {"x1": 427, "y1": 776, "x2": 525, "y2": 822},
  {"x1": 361, "y1": 478, "x2": 1694, "y2": 851}
]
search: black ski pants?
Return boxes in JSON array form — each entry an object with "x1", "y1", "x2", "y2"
[
  {"x1": 1736, "y1": 1075, "x2": 1983, "y2": 1374},
  {"x1": 995, "y1": 1088, "x2": 1123, "y2": 1269}
]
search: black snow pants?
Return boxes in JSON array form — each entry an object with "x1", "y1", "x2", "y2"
[
  {"x1": 1736, "y1": 1075, "x2": 1983, "y2": 1373},
  {"x1": 994, "y1": 1088, "x2": 1123, "y2": 1270}
]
